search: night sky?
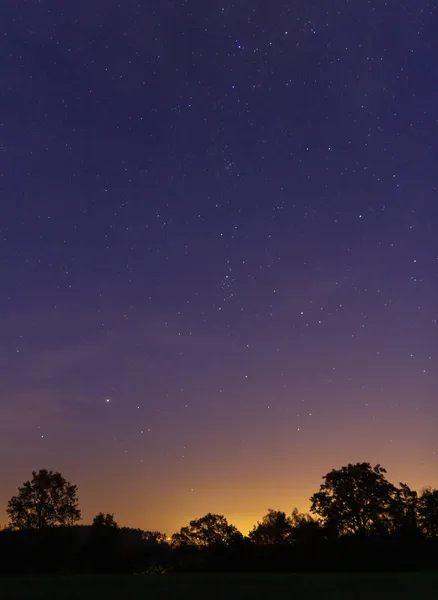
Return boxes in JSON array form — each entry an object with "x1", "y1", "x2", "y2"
[{"x1": 1, "y1": 0, "x2": 437, "y2": 535}]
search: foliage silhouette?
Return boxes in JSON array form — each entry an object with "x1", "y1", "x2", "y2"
[
  {"x1": 87, "y1": 513, "x2": 121, "y2": 572},
  {"x1": 92, "y1": 512, "x2": 118, "y2": 528},
  {"x1": 172, "y1": 513, "x2": 243, "y2": 548},
  {"x1": 249, "y1": 509, "x2": 294, "y2": 545},
  {"x1": 390, "y1": 483, "x2": 419, "y2": 537},
  {"x1": 310, "y1": 462, "x2": 398, "y2": 536},
  {"x1": 418, "y1": 488, "x2": 438, "y2": 538},
  {"x1": 2, "y1": 463, "x2": 438, "y2": 574},
  {"x1": 142, "y1": 530, "x2": 167, "y2": 544},
  {"x1": 7, "y1": 469, "x2": 81, "y2": 530},
  {"x1": 289, "y1": 508, "x2": 324, "y2": 544}
]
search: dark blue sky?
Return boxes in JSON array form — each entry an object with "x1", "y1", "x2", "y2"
[{"x1": 0, "y1": 0, "x2": 436, "y2": 534}]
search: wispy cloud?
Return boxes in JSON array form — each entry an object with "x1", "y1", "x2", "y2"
[
  {"x1": 0, "y1": 315, "x2": 233, "y2": 434},
  {"x1": 0, "y1": 388, "x2": 65, "y2": 432}
]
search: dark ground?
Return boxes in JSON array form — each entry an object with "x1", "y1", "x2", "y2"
[{"x1": 1, "y1": 573, "x2": 437, "y2": 599}]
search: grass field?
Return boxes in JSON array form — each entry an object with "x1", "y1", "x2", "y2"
[{"x1": 1, "y1": 572, "x2": 437, "y2": 599}]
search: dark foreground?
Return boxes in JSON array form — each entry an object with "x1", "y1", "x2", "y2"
[{"x1": 1, "y1": 573, "x2": 437, "y2": 600}]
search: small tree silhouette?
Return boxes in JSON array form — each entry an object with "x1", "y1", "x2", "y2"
[
  {"x1": 249, "y1": 509, "x2": 293, "y2": 545},
  {"x1": 171, "y1": 513, "x2": 242, "y2": 548},
  {"x1": 92, "y1": 512, "x2": 118, "y2": 528}
]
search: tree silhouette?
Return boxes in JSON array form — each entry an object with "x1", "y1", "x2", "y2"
[
  {"x1": 2, "y1": 459, "x2": 438, "y2": 575},
  {"x1": 418, "y1": 488, "x2": 438, "y2": 538},
  {"x1": 6, "y1": 469, "x2": 81, "y2": 530},
  {"x1": 390, "y1": 482, "x2": 419, "y2": 534},
  {"x1": 171, "y1": 513, "x2": 242, "y2": 548},
  {"x1": 289, "y1": 508, "x2": 324, "y2": 544},
  {"x1": 310, "y1": 462, "x2": 397, "y2": 536},
  {"x1": 142, "y1": 530, "x2": 167, "y2": 544},
  {"x1": 89, "y1": 513, "x2": 120, "y2": 572},
  {"x1": 92, "y1": 512, "x2": 118, "y2": 528},
  {"x1": 249, "y1": 509, "x2": 293, "y2": 545}
]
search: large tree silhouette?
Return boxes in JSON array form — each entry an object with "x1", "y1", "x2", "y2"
[
  {"x1": 6, "y1": 469, "x2": 81, "y2": 530},
  {"x1": 310, "y1": 462, "x2": 397, "y2": 536},
  {"x1": 171, "y1": 513, "x2": 242, "y2": 548}
]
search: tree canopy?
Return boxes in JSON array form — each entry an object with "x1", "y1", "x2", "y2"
[
  {"x1": 310, "y1": 462, "x2": 398, "y2": 535},
  {"x1": 249, "y1": 509, "x2": 293, "y2": 545},
  {"x1": 171, "y1": 513, "x2": 242, "y2": 548},
  {"x1": 7, "y1": 469, "x2": 81, "y2": 530},
  {"x1": 92, "y1": 512, "x2": 118, "y2": 528},
  {"x1": 418, "y1": 488, "x2": 438, "y2": 538},
  {"x1": 2, "y1": 461, "x2": 438, "y2": 575}
]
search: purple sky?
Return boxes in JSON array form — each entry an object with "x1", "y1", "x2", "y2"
[{"x1": 0, "y1": 0, "x2": 436, "y2": 535}]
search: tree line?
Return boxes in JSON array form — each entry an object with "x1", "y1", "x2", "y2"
[{"x1": 1, "y1": 462, "x2": 437, "y2": 574}]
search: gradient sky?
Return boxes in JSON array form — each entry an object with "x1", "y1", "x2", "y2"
[{"x1": 0, "y1": 0, "x2": 436, "y2": 536}]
